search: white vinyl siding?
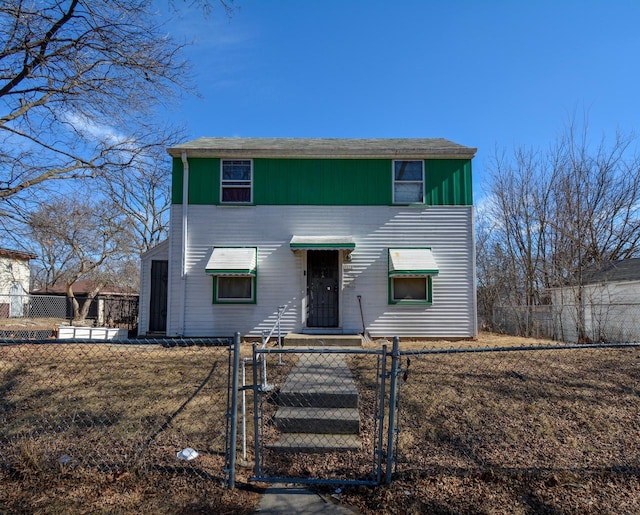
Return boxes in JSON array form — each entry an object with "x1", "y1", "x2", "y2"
[
  {"x1": 166, "y1": 204, "x2": 475, "y2": 338},
  {"x1": 552, "y1": 280, "x2": 640, "y2": 343},
  {"x1": 0, "y1": 256, "x2": 30, "y2": 296}
]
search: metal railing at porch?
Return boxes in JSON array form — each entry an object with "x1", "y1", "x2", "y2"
[
  {"x1": 238, "y1": 305, "x2": 286, "y2": 467},
  {"x1": 230, "y1": 339, "x2": 403, "y2": 488}
]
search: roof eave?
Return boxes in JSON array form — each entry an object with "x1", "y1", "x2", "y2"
[
  {"x1": 168, "y1": 148, "x2": 477, "y2": 160},
  {"x1": 167, "y1": 138, "x2": 477, "y2": 160}
]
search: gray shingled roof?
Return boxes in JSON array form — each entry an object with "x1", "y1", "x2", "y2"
[
  {"x1": 167, "y1": 137, "x2": 477, "y2": 159},
  {"x1": 581, "y1": 258, "x2": 640, "y2": 284}
]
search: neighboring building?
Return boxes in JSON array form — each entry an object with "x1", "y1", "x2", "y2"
[
  {"x1": 0, "y1": 248, "x2": 36, "y2": 317},
  {"x1": 552, "y1": 258, "x2": 640, "y2": 343},
  {"x1": 138, "y1": 138, "x2": 477, "y2": 338},
  {"x1": 31, "y1": 280, "x2": 139, "y2": 327}
]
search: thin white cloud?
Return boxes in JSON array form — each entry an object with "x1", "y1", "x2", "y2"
[{"x1": 64, "y1": 111, "x2": 127, "y2": 145}]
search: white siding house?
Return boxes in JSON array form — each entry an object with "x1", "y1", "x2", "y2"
[
  {"x1": 0, "y1": 248, "x2": 36, "y2": 317},
  {"x1": 140, "y1": 138, "x2": 477, "y2": 339},
  {"x1": 552, "y1": 258, "x2": 640, "y2": 343}
]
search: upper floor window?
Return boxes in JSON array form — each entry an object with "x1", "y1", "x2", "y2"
[
  {"x1": 393, "y1": 160, "x2": 424, "y2": 204},
  {"x1": 221, "y1": 160, "x2": 252, "y2": 203}
]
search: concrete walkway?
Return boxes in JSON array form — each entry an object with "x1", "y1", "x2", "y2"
[
  {"x1": 269, "y1": 351, "x2": 361, "y2": 452},
  {"x1": 257, "y1": 349, "x2": 362, "y2": 513},
  {"x1": 257, "y1": 485, "x2": 357, "y2": 514}
]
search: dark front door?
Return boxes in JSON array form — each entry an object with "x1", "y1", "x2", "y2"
[
  {"x1": 149, "y1": 260, "x2": 168, "y2": 332},
  {"x1": 307, "y1": 250, "x2": 339, "y2": 327}
]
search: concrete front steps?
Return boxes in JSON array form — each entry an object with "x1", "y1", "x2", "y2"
[
  {"x1": 274, "y1": 407, "x2": 360, "y2": 434},
  {"x1": 284, "y1": 333, "x2": 363, "y2": 347},
  {"x1": 268, "y1": 433, "x2": 362, "y2": 453},
  {"x1": 268, "y1": 351, "x2": 361, "y2": 453}
]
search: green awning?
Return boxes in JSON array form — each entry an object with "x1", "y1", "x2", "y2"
[
  {"x1": 388, "y1": 248, "x2": 439, "y2": 276},
  {"x1": 205, "y1": 247, "x2": 257, "y2": 276},
  {"x1": 289, "y1": 235, "x2": 355, "y2": 251}
]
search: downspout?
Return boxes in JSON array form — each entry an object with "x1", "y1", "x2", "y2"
[
  {"x1": 470, "y1": 205, "x2": 478, "y2": 338},
  {"x1": 179, "y1": 151, "x2": 189, "y2": 336}
]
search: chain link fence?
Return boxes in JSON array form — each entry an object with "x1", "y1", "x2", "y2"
[
  {"x1": 2, "y1": 335, "x2": 639, "y2": 513},
  {"x1": 374, "y1": 340, "x2": 640, "y2": 513},
  {"x1": 0, "y1": 339, "x2": 232, "y2": 483},
  {"x1": 251, "y1": 347, "x2": 388, "y2": 485},
  {"x1": 0, "y1": 294, "x2": 139, "y2": 339},
  {"x1": 490, "y1": 303, "x2": 640, "y2": 343}
]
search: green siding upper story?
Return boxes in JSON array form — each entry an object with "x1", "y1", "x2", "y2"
[{"x1": 172, "y1": 157, "x2": 473, "y2": 206}]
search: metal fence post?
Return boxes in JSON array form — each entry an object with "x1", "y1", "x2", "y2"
[
  {"x1": 227, "y1": 332, "x2": 241, "y2": 489},
  {"x1": 385, "y1": 336, "x2": 400, "y2": 484},
  {"x1": 252, "y1": 342, "x2": 261, "y2": 478},
  {"x1": 376, "y1": 344, "x2": 388, "y2": 484}
]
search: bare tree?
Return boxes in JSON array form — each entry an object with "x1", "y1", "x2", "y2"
[
  {"x1": 547, "y1": 122, "x2": 640, "y2": 341},
  {"x1": 482, "y1": 117, "x2": 640, "y2": 340},
  {"x1": 475, "y1": 202, "x2": 511, "y2": 331},
  {"x1": 170, "y1": 0, "x2": 236, "y2": 15},
  {"x1": 0, "y1": 0, "x2": 189, "y2": 220},
  {"x1": 28, "y1": 197, "x2": 132, "y2": 325},
  {"x1": 96, "y1": 139, "x2": 175, "y2": 254},
  {"x1": 485, "y1": 146, "x2": 554, "y2": 336}
]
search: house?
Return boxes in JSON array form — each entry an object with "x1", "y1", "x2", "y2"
[
  {"x1": 551, "y1": 258, "x2": 640, "y2": 343},
  {"x1": 0, "y1": 248, "x2": 36, "y2": 317},
  {"x1": 138, "y1": 138, "x2": 477, "y2": 339}
]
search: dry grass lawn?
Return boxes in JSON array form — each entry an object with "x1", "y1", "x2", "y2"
[{"x1": 1, "y1": 333, "x2": 639, "y2": 514}]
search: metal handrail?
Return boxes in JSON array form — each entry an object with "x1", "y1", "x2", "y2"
[
  {"x1": 259, "y1": 304, "x2": 286, "y2": 389},
  {"x1": 241, "y1": 305, "x2": 286, "y2": 462}
]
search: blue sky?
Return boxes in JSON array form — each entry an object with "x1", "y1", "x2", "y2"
[{"x1": 161, "y1": 0, "x2": 640, "y2": 197}]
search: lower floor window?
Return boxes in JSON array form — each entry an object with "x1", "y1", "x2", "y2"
[
  {"x1": 215, "y1": 276, "x2": 255, "y2": 303},
  {"x1": 390, "y1": 276, "x2": 432, "y2": 303}
]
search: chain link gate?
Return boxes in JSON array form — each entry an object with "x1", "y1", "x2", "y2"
[{"x1": 242, "y1": 343, "x2": 398, "y2": 486}]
